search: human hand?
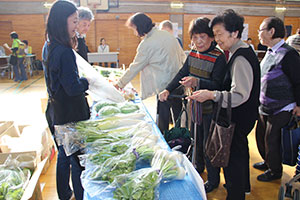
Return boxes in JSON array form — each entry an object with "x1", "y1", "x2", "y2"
[
  {"x1": 186, "y1": 89, "x2": 214, "y2": 103},
  {"x1": 159, "y1": 90, "x2": 170, "y2": 102},
  {"x1": 179, "y1": 76, "x2": 198, "y2": 88},
  {"x1": 293, "y1": 106, "x2": 300, "y2": 117},
  {"x1": 113, "y1": 83, "x2": 120, "y2": 90}
]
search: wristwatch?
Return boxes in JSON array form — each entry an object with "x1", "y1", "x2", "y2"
[{"x1": 213, "y1": 91, "x2": 217, "y2": 100}]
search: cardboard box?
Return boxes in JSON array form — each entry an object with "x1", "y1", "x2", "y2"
[
  {"x1": 0, "y1": 152, "x2": 47, "y2": 200},
  {"x1": 0, "y1": 121, "x2": 14, "y2": 135},
  {"x1": 0, "y1": 122, "x2": 56, "y2": 167}
]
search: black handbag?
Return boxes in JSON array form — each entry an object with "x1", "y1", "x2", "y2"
[
  {"x1": 9, "y1": 54, "x2": 17, "y2": 65},
  {"x1": 205, "y1": 93, "x2": 235, "y2": 168}
]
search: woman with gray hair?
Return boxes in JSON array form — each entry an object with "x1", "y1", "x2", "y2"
[{"x1": 76, "y1": 6, "x2": 94, "y2": 61}]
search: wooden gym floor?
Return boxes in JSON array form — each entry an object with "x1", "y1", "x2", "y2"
[{"x1": 0, "y1": 72, "x2": 298, "y2": 200}]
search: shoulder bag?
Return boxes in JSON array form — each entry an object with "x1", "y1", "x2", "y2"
[{"x1": 205, "y1": 93, "x2": 235, "y2": 168}]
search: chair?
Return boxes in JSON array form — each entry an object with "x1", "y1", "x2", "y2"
[
  {"x1": 0, "y1": 58, "x2": 12, "y2": 79},
  {"x1": 0, "y1": 46, "x2": 6, "y2": 56}
]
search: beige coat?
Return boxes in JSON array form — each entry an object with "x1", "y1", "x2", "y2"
[{"x1": 117, "y1": 27, "x2": 186, "y2": 99}]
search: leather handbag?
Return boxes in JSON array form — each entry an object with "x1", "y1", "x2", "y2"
[
  {"x1": 281, "y1": 115, "x2": 300, "y2": 166},
  {"x1": 205, "y1": 93, "x2": 235, "y2": 168}
]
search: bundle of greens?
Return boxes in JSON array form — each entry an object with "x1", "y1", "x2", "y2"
[
  {"x1": 151, "y1": 150, "x2": 186, "y2": 180},
  {"x1": 113, "y1": 168, "x2": 160, "y2": 200},
  {"x1": 0, "y1": 167, "x2": 30, "y2": 200},
  {"x1": 90, "y1": 151, "x2": 137, "y2": 183},
  {"x1": 86, "y1": 140, "x2": 131, "y2": 165}
]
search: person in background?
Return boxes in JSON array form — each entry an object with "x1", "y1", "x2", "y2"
[
  {"x1": 188, "y1": 9, "x2": 260, "y2": 199},
  {"x1": 114, "y1": 12, "x2": 186, "y2": 133},
  {"x1": 22, "y1": 40, "x2": 32, "y2": 54},
  {"x1": 45, "y1": 1, "x2": 91, "y2": 199},
  {"x1": 4, "y1": 32, "x2": 27, "y2": 82},
  {"x1": 159, "y1": 17, "x2": 228, "y2": 193},
  {"x1": 97, "y1": 38, "x2": 109, "y2": 53},
  {"x1": 97, "y1": 38, "x2": 109, "y2": 67},
  {"x1": 76, "y1": 6, "x2": 94, "y2": 61},
  {"x1": 159, "y1": 20, "x2": 183, "y2": 48},
  {"x1": 253, "y1": 17, "x2": 300, "y2": 182},
  {"x1": 257, "y1": 42, "x2": 268, "y2": 51},
  {"x1": 286, "y1": 28, "x2": 300, "y2": 53},
  {"x1": 246, "y1": 37, "x2": 255, "y2": 51}
]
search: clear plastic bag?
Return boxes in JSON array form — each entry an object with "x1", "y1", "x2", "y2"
[
  {"x1": 54, "y1": 123, "x2": 84, "y2": 156},
  {"x1": 73, "y1": 50, "x2": 125, "y2": 103},
  {"x1": 111, "y1": 168, "x2": 161, "y2": 200},
  {"x1": 151, "y1": 150, "x2": 186, "y2": 181},
  {"x1": 0, "y1": 155, "x2": 31, "y2": 200}
]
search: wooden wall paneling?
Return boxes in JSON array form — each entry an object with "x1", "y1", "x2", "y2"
[
  {"x1": 0, "y1": 21, "x2": 13, "y2": 55},
  {"x1": 0, "y1": 14, "x2": 46, "y2": 60},
  {"x1": 284, "y1": 17, "x2": 300, "y2": 35},
  {"x1": 117, "y1": 19, "x2": 140, "y2": 67},
  {"x1": 85, "y1": 19, "x2": 96, "y2": 52},
  {"x1": 95, "y1": 19, "x2": 118, "y2": 52},
  {"x1": 244, "y1": 16, "x2": 268, "y2": 49}
]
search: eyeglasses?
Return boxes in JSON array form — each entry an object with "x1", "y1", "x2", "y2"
[{"x1": 257, "y1": 28, "x2": 268, "y2": 33}]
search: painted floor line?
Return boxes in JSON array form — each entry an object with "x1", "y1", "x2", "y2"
[
  {"x1": 0, "y1": 82, "x2": 20, "y2": 94},
  {"x1": 16, "y1": 76, "x2": 44, "y2": 94}
]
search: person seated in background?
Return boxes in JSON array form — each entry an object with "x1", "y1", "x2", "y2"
[
  {"x1": 246, "y1": 38, "x2": 255, "y2": 51},
  {"x1": 97, "y1": 38, "x2": 110, "y2": 67},
  {"x1": 22, "y1": 40, "x2": 32, "y2": 54},
  {"x1": 159, "y1": 20, "x2": 183, "y2": 48},
  {"x1": 76, "y1": 6, "x2": 94, "y2": 61},
  {"x1": 286, "y1": 28, "x2": 300, "y2": 53}
]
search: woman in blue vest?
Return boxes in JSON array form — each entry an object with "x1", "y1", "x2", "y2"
[
  {"x1": 45, "y1": 1, "x2": 90, "y2": 199},
  {"x1": 187, "y1": 9, "x2": 261, "y2": 200}
]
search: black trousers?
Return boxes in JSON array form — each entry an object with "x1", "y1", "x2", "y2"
[
  {"x1": 255, "y1": 111, "x2": 292, "y2": 173},
  {"x1": 224, "y1": 119, "x2": 255, "y2": 200},
  {"x1": 157, "y1": 87, "x2": 183, "y2": 133}
]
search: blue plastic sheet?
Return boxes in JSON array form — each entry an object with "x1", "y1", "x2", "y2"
[{"x1": 83, "y1": 97, "x2": 205, "y2": 200}]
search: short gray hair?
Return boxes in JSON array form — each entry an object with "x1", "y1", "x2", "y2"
[
  {"x1": 159, "y1": 20, "x2": 173, "y2": 30},
  {"x1": 78, "y1": 7, "x2": 94, "y2": 21}
]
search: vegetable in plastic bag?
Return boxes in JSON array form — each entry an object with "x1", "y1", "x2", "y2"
[{"x1": 112, "y1": 168, "x2": 161, "y2": 200}]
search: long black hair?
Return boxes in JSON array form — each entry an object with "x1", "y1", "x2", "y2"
[{"x1": 46, "y1": 0, "x2": 77, "y2": 48}]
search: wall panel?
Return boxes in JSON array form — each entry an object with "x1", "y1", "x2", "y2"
[
  {"x1": 285, "y1": 17, "x2": 300, "y2": 35},
  {"x1": 0, "y1": 14, "x2": 46, "y2": 60}
]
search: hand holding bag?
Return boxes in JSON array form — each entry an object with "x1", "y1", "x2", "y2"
[
  {"x1": 281, "y1": 115, "x2": 300, "y2": 166},
  {"x1": 205, "y1": 93, "x2": 235, "y2": 168}
]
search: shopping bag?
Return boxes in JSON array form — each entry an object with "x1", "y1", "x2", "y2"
[
  {"x1": 9, "y1": 54, "x2": 17, "y2": 65},
  {"x1": 163, "y1": 107, "x2": 191, "y2": 153},
  {"x1": 281, "y1": 115, "x2": 300, "y2": 166},
  {"x1": 205, "y1": 93, "x2": 235, "y2": 168}
]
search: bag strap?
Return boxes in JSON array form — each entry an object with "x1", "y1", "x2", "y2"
[
  {"x1": 214, "y1": 92, "x2": 232, "y2": 124},
  {"x1": 174, "y1": 106, "x2": 188, "y2": 128},
  {"x1": 213, "y1": 92, "x2": 223, "y2": 122}
]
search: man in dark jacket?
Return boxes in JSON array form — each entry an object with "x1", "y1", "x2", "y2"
[{"x1": 77, "y1": 7, "x2": 94, "y2": 61}]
